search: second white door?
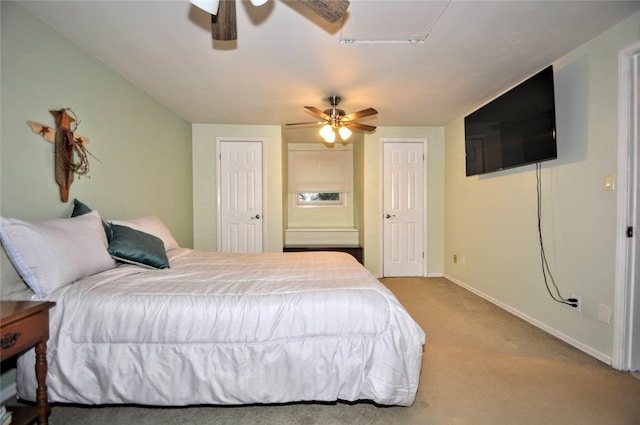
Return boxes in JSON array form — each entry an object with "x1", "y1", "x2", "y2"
[
  {"x1": 218, "y1": 140, "x2": 263, "y2": 253},
  {"x1": 383, "y1": 141, "x2": 425, "y2": 277}
]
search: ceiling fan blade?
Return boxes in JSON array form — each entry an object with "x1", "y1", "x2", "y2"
[
  {"x1": 304, "y1": 106, "x2": 332, "y2": 121},
  {"x1": 285, "y1": 121, "x2": 323, "y2": 127},
  {"x1": 211, "y1": 0, "x2": 237, "y2": 41},
  {"x1": 342, "y1": 107, "x2": 378, "y2": 121},
  {"x1": 344, "y1": 121, "x2": 377, "y2": 132},
  {"x1": 299, "y1": 0, "x2": 350, "y2": 24}
]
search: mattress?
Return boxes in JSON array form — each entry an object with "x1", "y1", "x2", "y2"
[{"x1": 17, "y1": 249, "x2": 425, "y2": 406}]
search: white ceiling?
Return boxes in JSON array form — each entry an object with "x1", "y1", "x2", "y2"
[{"x1": 16, "y1": 0, "x2": 640, "y2": 127}]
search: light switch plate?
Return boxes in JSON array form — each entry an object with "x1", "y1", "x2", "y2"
[{"x1": 604, "y1": 173, "x2": 615, "y2": 191}]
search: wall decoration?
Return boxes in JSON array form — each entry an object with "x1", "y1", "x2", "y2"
[{"x1": 27, "y1": 108, "x2": 94, "y2": 202}]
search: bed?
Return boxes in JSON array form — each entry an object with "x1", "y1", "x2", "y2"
[{"x1": 0, "y1": 208, "x2": 425, "y2": 407}]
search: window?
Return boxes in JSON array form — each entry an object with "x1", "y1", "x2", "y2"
[
  {"x1": 288, "y1": 144, "x2": 352, "y2": 191},
  {"x1": 295, "y1": 192, "x2": 344, "y2": 207},
  {"x1": 287, "y1": 143, "x2": 352, "y2": 208}
]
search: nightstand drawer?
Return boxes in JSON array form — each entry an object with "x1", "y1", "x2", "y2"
[
  {"x1": 1, "y1": 309, "x2": 48, "y2": 360},
  {"x1": 1, "y1": 301, "x2": 55, "y2": 425}
]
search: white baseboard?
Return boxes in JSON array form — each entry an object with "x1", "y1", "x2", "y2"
[
  {"x1": 444, "y1": 274, "x2": 612, "y2": 365},
  {"x1": 0, "y1": 382, "x2": 16, "y2": 405}
]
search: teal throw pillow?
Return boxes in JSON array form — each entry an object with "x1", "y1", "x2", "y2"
[{"x1": 108, "y1": 224, "x2": 169, "y2": 269}]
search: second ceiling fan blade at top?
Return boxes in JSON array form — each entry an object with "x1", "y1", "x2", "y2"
[
  {"x1": 211, "y1": 0, "x2": 237, "y2": 41},
  {"x1": 207, "y1": 0, "x2": 349, "y2": 41},
  {"x1": 299, "y1": 0, "x2": 350, "y2": 24}
]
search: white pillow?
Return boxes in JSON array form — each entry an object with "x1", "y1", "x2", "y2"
[
  {"x1": 0, "y1": 211, "x2": 116, "y2": 298},
  {"x1": 110, "y1": 215, "x2": 178, "y2": 251},
  {"x1": 0, "y1": 242, "x2": 34, "y2": 300}
]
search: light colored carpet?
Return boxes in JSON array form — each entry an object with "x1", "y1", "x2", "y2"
[{"x1": 23, "y1": 277, "x2": 640, "y2": 424}]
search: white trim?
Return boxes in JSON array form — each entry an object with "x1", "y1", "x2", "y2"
[
  {"x1": 379, "y1": 138, "x2": 429, "y2": 277},
  {"x1": 613, "y1": 41, "x2": 640, "y2": 371},
  {"x1": 445, "y1": 274, "x2": 612, "y2": 365}
]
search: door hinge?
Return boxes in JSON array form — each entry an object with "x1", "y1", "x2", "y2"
[{"x1": 627, "y1": 226, "x2": 634, "y2": 238}]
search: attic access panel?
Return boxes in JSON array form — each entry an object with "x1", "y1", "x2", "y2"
[{"x1": 339, "y1": 1, "x2": 450, "y2": 44}]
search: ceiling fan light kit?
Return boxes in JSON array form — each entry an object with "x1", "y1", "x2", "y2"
[
  {"x1": 320, "y1": 122, "x2": 352, "y2": 144},
  {"x1": 191, "y1": 0, "x2": 220, "y2": 15},
  {"x1": 286, "y1": 95, "x2": 378, "y2": 144},
  {"x1": 338, "y1": 126, "x2": 352, "y2": 140},
  {"x1": 321, "y1": 124, "x2": 337, "y2": 143},
  {"x1": 191, "y1": 0, "x2": 269, "y2": 15}
]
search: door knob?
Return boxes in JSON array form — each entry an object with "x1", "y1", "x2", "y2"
[
  {"x1": 251, "y1": 214, "x2": 261, "y2": 220},
  {"x1": 385, "y1": 214, "x2": 396, "y2": 219}
]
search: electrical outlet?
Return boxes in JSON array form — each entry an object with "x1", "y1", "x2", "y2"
[
  {"x1": 568, "y1": 295, "x2": 581, "y2": 312},
  {"x1": 453, "y1": 254, "x2": 458, "y2": 264}
]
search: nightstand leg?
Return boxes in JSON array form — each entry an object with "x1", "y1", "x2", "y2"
[{"x1": 35, "y1": 341, "x2": 50, "y2": 424}]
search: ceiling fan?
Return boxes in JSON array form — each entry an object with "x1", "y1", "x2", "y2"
[
  {"x1": 286, "y1": 95, "x2": 378, "y2": 143},
  {"x1": 191, "y1": 0, "x2": 350, "y2": 41}
]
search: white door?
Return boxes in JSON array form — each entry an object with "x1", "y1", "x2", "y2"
[
  {"x1": 630, "y1": 54, "x2": 640, "y2": 370},
  {"x1": 218, "y1": 140, "x2": 263, "y2": 253},
  {"x1": 382, "y1": 141, "x2": 425, "y2": 277},
  {"x1": 614, "y1": 44, "x2": 640, "y2": 371}
]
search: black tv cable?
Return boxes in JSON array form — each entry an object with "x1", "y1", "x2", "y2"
[{"x1": 536, "y1": 163, "x2": 579, "y2": 308}]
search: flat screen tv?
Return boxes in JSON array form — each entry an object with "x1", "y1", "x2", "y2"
[{"x1": 464, "y1": 65, "x2": 557, "y2": 176}]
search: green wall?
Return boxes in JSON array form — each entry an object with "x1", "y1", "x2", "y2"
[
  {"x1": 444, "y1": 11, "x2": 640, "y2": 362},
  {"x1": 1, "y1": 2, "x2": 193, "y2": 246}
]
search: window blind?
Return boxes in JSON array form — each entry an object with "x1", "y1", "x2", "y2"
[{"x1": 288, "y1": 148, "x2": 351, "y2": 193}]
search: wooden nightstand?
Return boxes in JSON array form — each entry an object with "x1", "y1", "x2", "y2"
[{"x1": 1, "y1": 301, "x2": 55, "y2": 425}]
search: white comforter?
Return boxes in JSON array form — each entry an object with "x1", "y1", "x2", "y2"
[{"x1": 17, "y1": 249, "x2": 425, "y2": 406}]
